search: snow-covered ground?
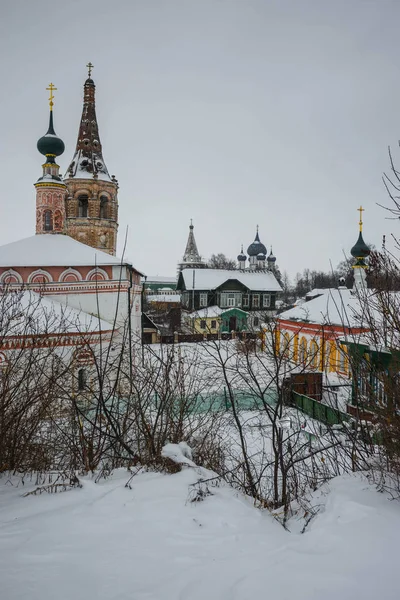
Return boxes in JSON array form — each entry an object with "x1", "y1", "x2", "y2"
[{"x1": 0, "y1": 466, "x2": 398, "y2": 600}]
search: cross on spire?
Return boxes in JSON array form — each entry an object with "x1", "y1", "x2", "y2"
[
  {"x1": 358, "y1": 205, "x2": 364, "y2": 232},
  {"x1": 46, "y1": 83, "x2": 57, "y2": 111},
  {"x1": 86, "y1": 62, "x2": 94, "y2": 77}
]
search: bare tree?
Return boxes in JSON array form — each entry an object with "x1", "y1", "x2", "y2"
[{"x1": 208, "y1": 254, "x2": 237, "y2": 270}]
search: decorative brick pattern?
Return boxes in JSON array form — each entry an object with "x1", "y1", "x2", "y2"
[
  {"x1": 35, "y1": 183, "x2": 67, "y2": 234},
  {"x1": 64, "y1": 178, "x2": 118, "y2": 255}
]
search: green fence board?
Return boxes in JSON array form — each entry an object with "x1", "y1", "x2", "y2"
[{"x1": 292, "y1": 392, "x2": 349, "y2": 425}]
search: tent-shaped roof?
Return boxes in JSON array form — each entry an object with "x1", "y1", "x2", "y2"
[
  {"x1": 178, "y1": 269, "x2": 281, "y2": 292},
  {"x1": 0, "y1": 234, "x2": 141, "y2": 270},
  {"x1": 65, "y1": 76, "x2": 112, "y2": 183}
]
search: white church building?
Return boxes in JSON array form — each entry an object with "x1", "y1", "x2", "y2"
[{"x1": 0, "y1": 70, "x2": 142, "y2": 374}]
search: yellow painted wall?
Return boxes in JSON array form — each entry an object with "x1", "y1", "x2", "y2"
[
  {"x1": 293, "y1": 334, "x2": 299, "y2": 362},
  {"x1": 192, "y1": 316, "x2": 221, "y2": 334},
  {"x1": 275, "y1": 329, "x2": 281, "y2": 354},
  {"x1": 277, "y1": 327, "x2": 350, "y2": 377}
]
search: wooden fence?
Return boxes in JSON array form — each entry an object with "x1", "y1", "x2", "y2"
[
  {"x1": 157, "y1": 331, "x2": 258, "y2": 345},
  {"x1": 292, "y1": 392, "x2": 349, "y2": 426}
]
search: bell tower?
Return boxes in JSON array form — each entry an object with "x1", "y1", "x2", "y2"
[
  {"x1": 63, "y1": 64, "x2": 118, "y2": 255},
  {"x1": 35, "y1": 83, "x2": 67, "y2": 235}
]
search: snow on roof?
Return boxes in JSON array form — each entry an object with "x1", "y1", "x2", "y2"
[
  {"x1": 279, "y1": 288, "x2": 364, "y2": 328},
  {"x1": 71, "y1": 169, "x2": 111, "y2": 183},
  {"x1": 2, "y1": 290, "x2": 113, "y2": 336},
  {"x1": 0, "y1": 235, "x2": 138, "y2": 269},
  {"x1": 66, "y1": 150, "x2": 112, "y2": 183},
  {"x1": 190, "y1": 305, "x2": 248, "y2": 319},
  {"x1": 179, "y1": 269, "x2": 282, "y2": 292},
  {"x1": 190, "y1": 306, "x2": 224, "y2": 318},
  {"x1": 147, "y1": 294, "x2": 181, "y2": 303},
  {"x1": 305, "y1": 288, "x2": 327, "y2": 298}
]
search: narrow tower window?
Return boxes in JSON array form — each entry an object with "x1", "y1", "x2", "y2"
[
  {"x1": 78, "y1": 368, "x2": 87, "y2": 391},
  {"x1": 44, "y1": 210, "x2": 53, "y2": 231},
  {"x1": 99, "y1": 196, "x2": 108, "y2": 219},
  {"x1": 78, "y1": 195, "x2": 89, "y2": 218}
]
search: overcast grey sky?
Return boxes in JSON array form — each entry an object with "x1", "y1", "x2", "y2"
[{"x1": 1, "y1": 0, "x2": 399, "y2": 280}]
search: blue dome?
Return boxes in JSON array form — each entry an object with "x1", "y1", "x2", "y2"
[
  {"x1": 257, "y1": 253, "x2": 266, "y2": 261},
  {"x1": 247, "y1": 229, "x2": 267, "y2": 256},
  {"x1": 351, "y1": 232, "x2": 370, "y2": 259},
  {"x1": 237, "y1": 244, "x2": 246, "y2": 262},
  {"x1": 37, "y1": 111, "x2": 65, "y2": 158},
  {"x1": 267, "y1": 247, "x2": 276, "y2": 263}
]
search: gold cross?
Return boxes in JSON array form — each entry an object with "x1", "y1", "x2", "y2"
[
  {"x1": 358, "y1": 205, "x2": 364, "y2": 232},
  {"x1": 46, "y1": 83, "x2": 57, "y2": 111},
  {"x1": 86, "y1": 62, "x2": 94, "y2": 77}
]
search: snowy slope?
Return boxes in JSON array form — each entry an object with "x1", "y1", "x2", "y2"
[{"x1": 0, "y1": 469, "x2": 398, "y2": 600}]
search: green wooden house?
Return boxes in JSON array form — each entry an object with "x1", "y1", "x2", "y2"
[
  {"x1": 190, "y1": 306, "x2": 248, "y2": 333},
  {"x1": 342, "y1": 339, "x2": 400, "y2": 415},
  {"x1": 177, "y1": 268, "x2": 281, "y2": 315}
]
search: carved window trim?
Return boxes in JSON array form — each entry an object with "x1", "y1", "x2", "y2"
[
  {"x1": 27, "y1": 269, "x2": 53, "y2": 284},
  {"x1": 59, "y1": 268, "x2": 83, "y2": 283}
]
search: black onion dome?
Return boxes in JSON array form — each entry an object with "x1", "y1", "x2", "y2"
[
  {"x1": 350, "y1": 232, "x2": 370, "y2": 259},
  {"x1": 37, "y1": 111, "x2": 65, "y2": 157},
  {"x1": 247, "y1": 230, "x2": 267, "y2": 256},
  {"x1": 267, "y1": 248, "x2": 276, "y2": 263},
  {"x1": 257, "y1": 253, "x2": 266, "y2": 261},
  {"x1": 85, "y1": 77, "x2": 95, "y2": 87},
  {"x1": 237, "y1": 245, "x2": 246, "y2": 262}
]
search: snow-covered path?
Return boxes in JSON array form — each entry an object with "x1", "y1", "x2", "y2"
[{"x1": 0, "y1": 469, "x2": 398, "y2": 600}]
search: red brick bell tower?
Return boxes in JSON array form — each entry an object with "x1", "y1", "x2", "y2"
[{"x1": 63, "y1": 64, "x2": 119, "y2": 255}]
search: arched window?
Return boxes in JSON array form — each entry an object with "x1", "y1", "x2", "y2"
[
  {"x1": 338, "y1": 346, "x2": 347, "y2": 373},
  {"x1": 283, "y1": 332, "x2": 291, "y2": 359},
  {"x1": 28, "y1": 269, "x2": 52, "y2": 285},
  {"x1": 78, "y1": 195, "x2": 89, "y2": 218},
  {"x1": 293, "y1": 335, "x2": 299, "y2": 362},
  {"x1": 78, "y1": 368, "x2": 87, "y2": 391},
  {"x1": 299, "y1": 337, "x2": 307, "y2": 366},
  {"x1": 99, "y1": 196, "x2": 108, "y2": 219},
  {"x1": 324, "y1": 343, "x2": 331, "y2": 371},
  {"x1": 325, "y1": 341, "x2": 337, "y2": 372},
  {"x1": 310, "y1": 341, "x2": 319, "y2": 369},
  {"x1": 87, "y1": 268, "x2": 108, "y2": 281},
  {"x1": 1, "y1": 269, "x2": 22, "y2": 285},
  {"x1": 44, "y1": 210, "x2": 53, "y2": 231},
  {"x1": 59, "y1": 268, "x2": 82, "y2": 283}
]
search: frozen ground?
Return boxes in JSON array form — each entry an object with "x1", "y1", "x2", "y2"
[{"x1": 0, "y1": 467, "x2": 398, "y2": 600}]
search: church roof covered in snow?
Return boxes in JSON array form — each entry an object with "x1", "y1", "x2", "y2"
[
  {"x1": 0, "y1": 234, "x2": 140, "y2": 269},
  {"x1": 278, "y1": 288, "x2": 365, "y2": 328},
  {"x1": 2, "y1": 290, "x2": 113, "y2": 336},
  {"x1": 177, "y1": 268, "x2": 282, "y2": 292}
]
